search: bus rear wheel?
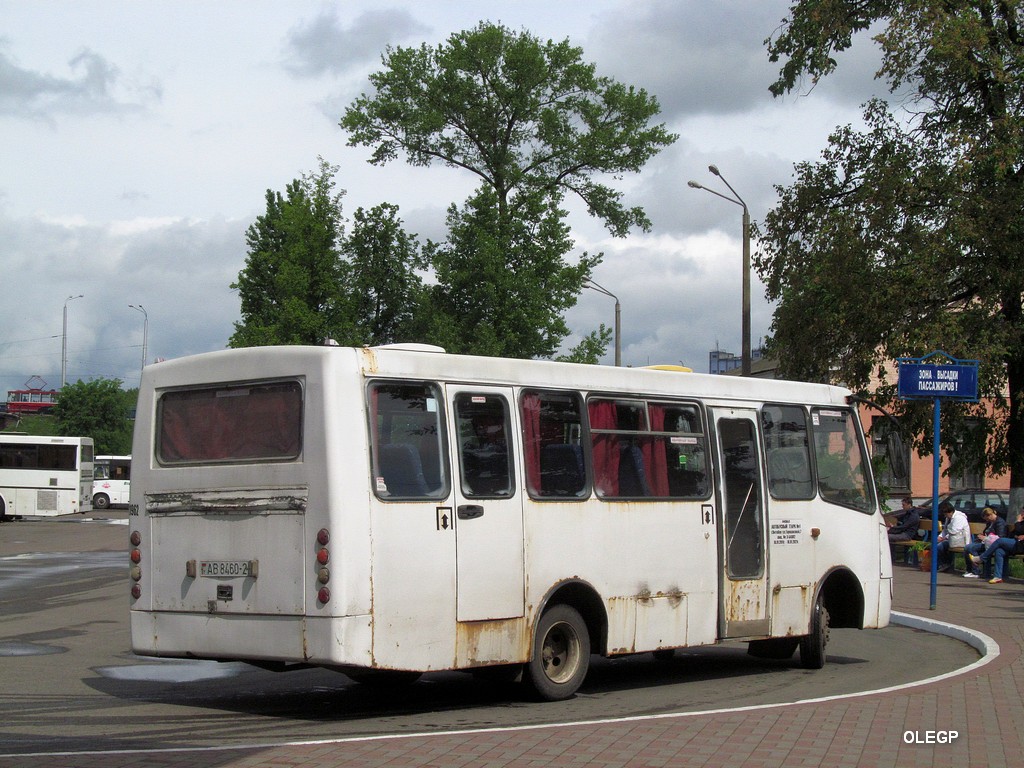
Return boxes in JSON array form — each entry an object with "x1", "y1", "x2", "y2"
[
  {"x1": 524, "y1": 604, "x2": 590, "y2": 701},
  {"x1": 93, "y1": 494, "x2": 110, "y2": 510},
  {"x1": 799, "y1": 595, "x2": 830, "y2": 669}
]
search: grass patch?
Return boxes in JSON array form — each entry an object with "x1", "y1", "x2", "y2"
[{"x1": 0, "y1": 414, "x2": 58, "y2": 436}]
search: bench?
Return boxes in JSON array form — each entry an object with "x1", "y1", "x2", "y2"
[
  {"x1": 887, "y1": 518, "x2": 932, "y2": 565},
  {"x1": 888, "y1": 517, "x2": 1017, "y2": 573}
]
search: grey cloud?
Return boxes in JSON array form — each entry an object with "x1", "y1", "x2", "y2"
[
  {"x1": 587, "y1": 0, "x2": 885, "y2": 123},
  {"x1": 284, "y1": 9, "x2": 430, "y2": 77},
  {"x1": 0, "y1": 211, "x2": 243, "y2": 393},
  {"x1": 0, "y1": 45, "x2": 157, "y2": 120}
]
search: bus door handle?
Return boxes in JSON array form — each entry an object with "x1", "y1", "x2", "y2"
[{"x1": 457, "y1": 504, "x2": 484, "y2": 520}]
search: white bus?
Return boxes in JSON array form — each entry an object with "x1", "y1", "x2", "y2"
[
  {"x1": 128, "y1": 344, "x2": 892, "y2": 701},
  {"x1": 93, "y1": 454, "x2": 131, "y2": 509},
  {"x1": 0, "y1": 434, "x2": 94, "y2": 519}
]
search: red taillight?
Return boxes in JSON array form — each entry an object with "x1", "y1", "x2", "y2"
[
  {"x1": 315, "y1": 529, "x2": 331, "y2": 603},
  {"x1": 130, "y1": 531, "x2": 142, "y2": 598}
]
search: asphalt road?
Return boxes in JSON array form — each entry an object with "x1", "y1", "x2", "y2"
[{"x1": 0, "y1": 512, "x2": 979, "y2": 758}]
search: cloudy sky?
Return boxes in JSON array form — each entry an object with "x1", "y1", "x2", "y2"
[{"x1": 0, "y1": 0, "x2": 885, "y2": 396}]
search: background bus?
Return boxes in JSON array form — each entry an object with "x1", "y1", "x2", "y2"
[
  {"x1": 128, "y1": 345, "x2": 891, "y2": 701},
  {"x1": 0, "y1": 435, "x2": 94, "y2": 519},
  {"x1": 93, "y1": 454, "x2": 131, "y2": 509}
]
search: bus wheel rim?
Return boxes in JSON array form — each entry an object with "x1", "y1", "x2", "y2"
[{"x1": 541, "y1": 621, "x2": 581, "y2": 684}]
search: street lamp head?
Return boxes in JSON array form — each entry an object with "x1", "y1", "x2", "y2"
[
  {"x1": 687, "y1": 180, "x2": 703, "y2": 189},
  {"x1": 708, "y1": 164, "x2": 721, "y2": 176}
]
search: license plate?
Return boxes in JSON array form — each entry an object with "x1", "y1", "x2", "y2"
[{"x1": 200, "y1": 560, "x2": 251, "y2": 578}]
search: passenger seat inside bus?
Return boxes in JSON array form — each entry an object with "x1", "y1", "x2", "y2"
[
  {"x1": 540, "y1": 444, "x2": 585, "y2": 497},
  {"x1": 379, "y1": 443, "x2": 430, "y2": 497},
  {"x1": 619, "y1": 444, "x2": 650, "y2": 497}
]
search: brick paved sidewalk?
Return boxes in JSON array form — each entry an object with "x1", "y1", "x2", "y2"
[{"x1": 4, "y1": 565, "x2": 1021, "y2": 768}]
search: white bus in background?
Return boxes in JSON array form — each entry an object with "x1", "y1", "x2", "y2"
[
  {"x1": 0, "y1": 434, "x2": 94, "y2": 520},
  {"x1": 128, "y1": 344, "x2": 892, "y2": 701},
  {"x1": 93, "y1": 455, "x2": 131, "y2": 509}
]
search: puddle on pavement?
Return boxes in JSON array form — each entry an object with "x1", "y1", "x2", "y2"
[
  {"x1": 97, "y1": 659, "x2": 251, "y2": 683},
  {"x1": 0, "y1": 641, "x2": 66, "y2": 657}
]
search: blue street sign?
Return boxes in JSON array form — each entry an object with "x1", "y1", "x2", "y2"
[
  {"x1": 897, "y1": 351, "x2": 980, "y2": 610},
  {"x1": 898, "y1": 359, "x2": 979, "y2": 401}
]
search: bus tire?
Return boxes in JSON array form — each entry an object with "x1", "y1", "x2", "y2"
[
  {"x1": 799, "y1": 595, "x2": 830, "y2": 669},
  {"x1": 524, "y1": 604, "x2": 590, "y2": 701},
  {"x1": 93, "y1": 494, "x2": 110, "y2": 510}
]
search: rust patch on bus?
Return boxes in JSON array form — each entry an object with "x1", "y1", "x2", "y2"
[
  {"x1": 727, "y1": 581, "x2": 763, "y2": 622},
  {"x1": 659, "y1": 587, "x2": 684, "y2": 608},
  {"x1": 360, "y1": 346, "x2": 379, "y2": 373},
  {"x1": 456, "y1": 618, "x2": 529, "y2": 666},
  {"x1": 146, "y1": 488, "x2": 307, "y2": 515}
]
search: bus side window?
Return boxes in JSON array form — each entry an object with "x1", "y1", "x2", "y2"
[
  {"x1": 762, "y1": 405, "x2": 814, "y2": 500},
  {"x1": 455, "y1": 394, "x2": 513, "y2": 498},
  {"x1": 811, "y1": 408, "x2": 872, "y2": 512},
  {"x1": 521, "y1": 390, "x2": 588, "y2": 500},
  {"x1": 369, "y1": 381, "x2": 450, "y2": 501},
  {"x1": 650, "y1": 402, "x2": 710, "y2": 500}
]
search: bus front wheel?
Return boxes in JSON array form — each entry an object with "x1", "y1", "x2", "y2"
[
  {"x1": 524, "y1": 604, "x2": 590, "y2": 701},
  {"x1": 799, "y1": 595, "x2": 830, "y2": 669},
  {"x1": 93, "y1": 494, "x2": 110, "y2": 510}
]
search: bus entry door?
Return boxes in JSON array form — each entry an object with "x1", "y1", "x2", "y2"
[
  {"x1": 712, "y1": 408, "x2": 770, "y2": 638},
  {"x1": 446, "y1": 386, "x2": 525, "y2": 623}
]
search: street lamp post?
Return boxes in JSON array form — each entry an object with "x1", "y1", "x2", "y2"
[
  {"x1": 61, "y1": 294, "x2": 83, "y2": 388},
  {"x1": 129, "y1": 304, "x2": 148, "y2": 380},
  {"x1": 688, "y1": 165, "x2": 751, "y2": 376},
  {"x1": 584, "y1": 279, "x2": 621, "y2": 367}
]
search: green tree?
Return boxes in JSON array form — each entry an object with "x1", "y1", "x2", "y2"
[
  {"x1": 230, "y1": 159, "x2": 347, "y2": 347},
  {"x1": 339, "y1": 203, "x2": 426, "y2": 346},
  {"x1": 53, "y1": 379, "x2": 135, "y2": 455},
  {"x1": 341, "y1": 21, "x2": 676, "y2": 237},
  {"x1": 555, "y1": 325, "x2": 615, "y2": 365},
  {"x1": 758, "y1": 2, "x2": 1024, "y2": 487},
  {"x1": 423, "y1": 187, "x2": 601, "y2": 358},
  {"x1": 341, "y1": 22, "x2": 675, "y2": 359}
]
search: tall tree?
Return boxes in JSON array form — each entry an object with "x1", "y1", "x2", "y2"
[
  {"x1": 339, "y1": 203, "x2": 426, "y2": 346},
  {"x1": 53, "y1": 378, "x2": 135, "y2": 455},
  {"x1": 341, "y1": 21, "x2": 676, "y2": 237},
  {"x1": 758, "y1": 2, "x2": 1024, "y2": 488},
  {"x1": 424, "y1": 187, "x2": 601, "y2": 358},
  {"x1": 341, "y1": 22, "x2": 675, "y2": 359},
  {"x1": 230, "y1": 159, "x2": 347, "y2": 348}
]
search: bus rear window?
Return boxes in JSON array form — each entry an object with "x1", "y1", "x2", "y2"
[{"x1": 157, "y1": 381, "x2": 303, "y2": 464}]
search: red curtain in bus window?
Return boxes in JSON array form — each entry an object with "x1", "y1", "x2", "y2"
[
  {"x1": 588, "y1": 400, "x2": 619, "y2": 496},
  {"x1": 645, "y1": 405, "x2": 671, "y2": 497},
  {"x1": 521, "y1": 392, "x2": 542, "y2": 494},
  {"x1": 159, "y1": 384, "x2": 301, "y2": 462}
]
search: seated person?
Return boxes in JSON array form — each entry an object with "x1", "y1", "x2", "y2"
[
  {"x1": 887, "y1": 497, "x2": 921, "y2": 541},
  {"x1": 963, "y1": 507, "x2": 1006, "y2": 579},
  {"x1": 935, "y1": 501, "x2": 970, "y2": 573},
  {"x1": 972, "y1": 507, "x2": 1024, "y2": 583}
]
